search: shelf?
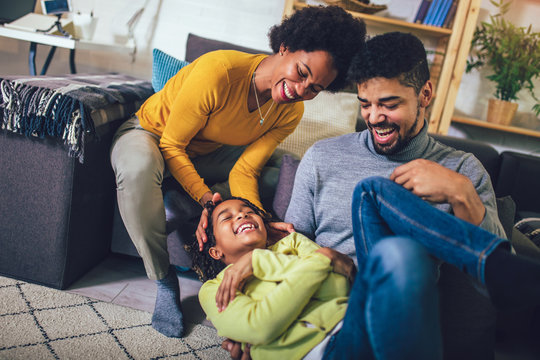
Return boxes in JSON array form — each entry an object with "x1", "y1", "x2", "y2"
[
  {"x1": 292, "y1": 1, "x2": 453, "y2": 36},
  {"x1": 452, "y1": 116, "x2": 540, "y2": 138}
]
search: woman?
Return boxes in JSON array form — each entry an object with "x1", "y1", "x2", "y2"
[
  {"x1": 110, "y1": 5, "x2": 367, "y2": 338},
  {"x1": 196, "y1": 180, "x2": 540, "y2": 359}
]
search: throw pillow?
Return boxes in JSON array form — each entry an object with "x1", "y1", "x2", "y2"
[
  {"x1": 277, "y1": 91, "x2": 359, "y2": 158},
  {"x1": 272, "y1": 154, "x2": 301, "y2": 220},
  {"x1": 152, "y1": 48, "x2": 189, "y2": 93}
]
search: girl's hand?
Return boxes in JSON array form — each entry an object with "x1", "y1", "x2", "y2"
[
  {"x1": 216, "y1": 251, "x2": 254, "y2": 312},
  {"x1": 196, "y1": 192, "x2": 222, "y2": 251}
]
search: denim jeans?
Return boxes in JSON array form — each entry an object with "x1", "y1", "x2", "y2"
[
  {"x1": 323, "y1": 237, "x2": 442, "y2": 360},
  {"x1": 351, "y1": 176, "x2": 507, "y2": 284},
  {"x1": 323, "y1": 176, "x2": 508, "y2": 359}
]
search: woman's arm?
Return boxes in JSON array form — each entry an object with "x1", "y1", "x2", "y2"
[
  {"x1": 228, "y1": 106, "x2": 302, "y2": 210},
  {"x1": 199, "y1": 249, "x2": 332, "y2": 345},
  {"x1": 159, "y1": 57, "x2": 228, "y2": 203}
]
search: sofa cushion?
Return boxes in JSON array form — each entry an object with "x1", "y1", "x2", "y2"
[
  {"x1": 272, "y1": 154, "x2": 301, "y2": 220},
  {"x1": 277, "y1": 91, "x2": 359, "y2": 158},
  {"x1": 152, "y1": 48, "x2": 190, "y2": 93},
  {"x1": 185, "y1": 33, "x2": 269, "y2": 63}
]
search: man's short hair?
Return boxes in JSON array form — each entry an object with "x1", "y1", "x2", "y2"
[{"x1": 348, "y1": 32, "x2": 430, "y2": 94}]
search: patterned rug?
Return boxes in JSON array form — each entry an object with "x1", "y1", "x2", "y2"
[{"x1": 0, "y1": 276, "x2": 228, "y2": 359}]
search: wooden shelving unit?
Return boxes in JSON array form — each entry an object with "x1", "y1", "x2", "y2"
[
  {"x1": 283, "y1": 0, "x2": 481, "y2": 135},
  {"x1": 452, "y1": 116, "x2": 540, "y2": 139}
]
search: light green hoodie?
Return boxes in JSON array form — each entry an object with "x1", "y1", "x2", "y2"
[{"x1": 199, "y1": 232, "x2": 349, "y2": 360}]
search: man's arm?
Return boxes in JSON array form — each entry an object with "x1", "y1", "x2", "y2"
[
  {"x1": 390, "y1": 159, "x2": 485, "y2": 225},
  {"x1": 391, "y1": 156, "x2": 505, "y2": 237}
]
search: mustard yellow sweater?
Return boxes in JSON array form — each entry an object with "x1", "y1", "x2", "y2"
[
  {"x1": 199, "y1": 233, "x2": 349, "y2": 360},
  {"x1": 136, "y1": 50, "x2": 304, "y2": 209}
]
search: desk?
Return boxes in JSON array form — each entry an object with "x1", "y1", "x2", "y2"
[{"x1": 0, "y1": 26, "x2": 135, "y2": 75}]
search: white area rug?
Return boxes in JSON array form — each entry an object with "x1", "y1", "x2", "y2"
[{"x1": 0, "y1": 276, "x2": 227, "y2": 359}]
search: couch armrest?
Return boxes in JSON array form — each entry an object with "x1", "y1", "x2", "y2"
[{"x1": 496, "y1": 151, "x2": 540, "y2": 219}]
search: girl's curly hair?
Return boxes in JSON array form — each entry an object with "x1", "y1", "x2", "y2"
[
  {"x1": 268, "y1": 5, "x2": 366, "y2": 92},
  {"x1": 186, "y1": 197, "x2": 271, "y2": 282}
]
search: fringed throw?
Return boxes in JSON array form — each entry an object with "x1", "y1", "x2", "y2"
[{"x1": 0, "y1": 74, "x2": 153, "y2": 163}]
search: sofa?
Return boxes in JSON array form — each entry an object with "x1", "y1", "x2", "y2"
[{"x1": 2, "y1": 33, "x2": 539, "y2": 359}]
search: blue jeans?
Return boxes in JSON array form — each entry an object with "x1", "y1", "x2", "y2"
[
  {"x1": 323, "y1": 176, "x2": 508, "y2": 359},
  {"x1": 352, "y1": 176, "x2": 506, "y2": 284}
]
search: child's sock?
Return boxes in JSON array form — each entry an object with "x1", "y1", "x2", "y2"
[
  {"x1": 485, "y1": 247, "x2": 540, "y2": 309},
  {"x1": 152, "y1": 266, "x2": 185, "y2": 338}
]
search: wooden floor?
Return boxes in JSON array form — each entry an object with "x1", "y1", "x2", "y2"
[{"x1": 66, "y1": 255, "x2": 211, "y2": 327}]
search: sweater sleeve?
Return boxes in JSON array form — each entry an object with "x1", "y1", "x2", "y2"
[
  {"x1": 159, "y1": 56, "x2": 227, "y2": 202},
  {"x1": 284, "y1": 146, "x2": 318, "y2": 240},
  {"x1": 198, "y1": 249, "x2": 331, "y2": 345},
  {"x1": 229, "y1": 105, "x2": 302, "y2": 210}
]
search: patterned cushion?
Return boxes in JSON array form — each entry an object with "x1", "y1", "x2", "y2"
[
  {"x1": 277, "y1": 91, "x2": 359, "y2": 158},
  {"x1": 152, "y1": 48, "x2": 190, "y2": 92}
]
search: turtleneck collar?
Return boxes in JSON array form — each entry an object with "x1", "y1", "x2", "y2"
[{"x1": 364, "y1": 119, "x2": 431, "y2": 162}]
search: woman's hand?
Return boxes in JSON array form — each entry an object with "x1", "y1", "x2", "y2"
[
  {"x1": 216, "y1": 251, "x2": 254, "y2": 312},
  {"x1": 316, "y1": 247, "x2": 357, "y2": 282},
  {"x1": 196, "y1": 192, "x2": 223, "y2": 251},
  {"x1": 266, "y1": 221, "x2": 295, "y2": 246}
]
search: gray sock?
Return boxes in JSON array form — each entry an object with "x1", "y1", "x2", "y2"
[{"x1": 152, "y1": 266, "x2": 185, "y2": 337}]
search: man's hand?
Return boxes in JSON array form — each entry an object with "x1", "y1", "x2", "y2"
[
  {"x1": 216, "y1": 251, "x2": 254, "y2": 312},
  {"x1": 222, "y1": 339, "x2": 251, "y2": 360},
  {"x1": 196, "y1": 192, "x2": 223, "y2": 251},
  {"x1": 266, "y1": 221, "x2": 295, "y2": 246},
  {"x1": 316, "y1": 247, "x2": 357, "y2": 282},
  {"x1": 390, "y1": 159, "x2": 485, "y2": 225}
]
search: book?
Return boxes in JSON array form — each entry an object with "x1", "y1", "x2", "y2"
[
  {"x1": 423, "y1": 0, "x2": 442, "y2": 25},
  {"x1": 413, "y1": 0, "x2": 433, "y2": 24},
  {"x1": 442, "y1": 0, "x2": 458, "y2": 28},
  {"x1": 434, "y1": 0, "x2": 453, "y2": 27},
  {"x1": 4, "y1": 12, "x2": 72, "y2": 35}
]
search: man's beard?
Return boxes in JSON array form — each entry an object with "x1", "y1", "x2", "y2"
[{"x1": 369, "y1": 106, "x2": 422, "y2": 155}]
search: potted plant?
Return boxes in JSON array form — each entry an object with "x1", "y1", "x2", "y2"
[{"x1": 466, "y1": 0, "x2": 540, "y2": 125}]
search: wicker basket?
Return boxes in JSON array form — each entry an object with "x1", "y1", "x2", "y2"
[{"x1": 340, "y1": 0, "x2": 387, "y2": 14}]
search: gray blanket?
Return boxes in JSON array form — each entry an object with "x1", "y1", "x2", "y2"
[{"x1": 0, "y1": 74, "x2": 153, "y2": 162}]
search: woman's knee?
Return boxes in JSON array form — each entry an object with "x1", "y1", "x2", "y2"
[{"x1": 111, "y1": 133, "x2": 164, "y2": 188}]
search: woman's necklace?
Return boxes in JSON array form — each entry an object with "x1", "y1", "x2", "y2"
[{"x1": 252, "y1": 72, "x2": 274, "y2": 125}]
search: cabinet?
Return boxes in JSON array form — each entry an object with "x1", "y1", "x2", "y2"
[{"x1": 283, "y1": 0, "x2": 481, "y2": 135}]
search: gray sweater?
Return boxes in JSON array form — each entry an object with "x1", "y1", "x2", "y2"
[{"x1": 284, "y1": 122, "x2": 505, "y2": 259}]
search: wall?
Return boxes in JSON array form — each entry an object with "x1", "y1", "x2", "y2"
[
  {"x1": 0, "y1": 0, "x2": 286, "y2": 79},
  {"x1": 1, "y1": 0, "x2": 537, "y2": 136}
]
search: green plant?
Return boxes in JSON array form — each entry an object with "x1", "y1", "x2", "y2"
[{"x1": 466, "y1": 0, "x2": 540, "y2": 116}]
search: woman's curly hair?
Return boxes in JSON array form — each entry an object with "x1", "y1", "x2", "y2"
[
  {"x1": 268, "y1": 5, "x2": 366, "y2": 92},
  {"x1": 348, "y1": 32, "x2": 430, "y2": 95},
  {"x1": 186, "y1": 197, "x2": 271, "y2": 282}
]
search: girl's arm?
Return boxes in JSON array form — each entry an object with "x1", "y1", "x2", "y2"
[{"x1": 199, "y1": 249, "x2": 332, "y2": 345}]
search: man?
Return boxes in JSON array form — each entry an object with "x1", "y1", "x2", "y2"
[
  {"x1": 221, "y1": 32, "x2": 540, "y2": 358},
  {"x1": 286, "y1": 32, "x2": 504, "y2": 260},
  {"x1": 282, "y1": 32, "x2": 540, "y2": 357}
]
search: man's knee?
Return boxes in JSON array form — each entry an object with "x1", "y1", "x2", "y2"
[{"x1": 365, "y1": 237, "x2": 437, "y2": 288}]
